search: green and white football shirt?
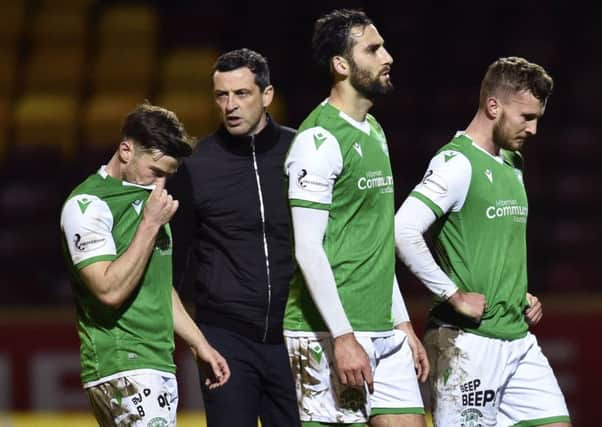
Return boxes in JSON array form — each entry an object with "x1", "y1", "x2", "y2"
[
  {"x1": 61, "y1": 166, "x2": 176, "y2": 385},
  {"x1": 411, "y1": 133, "x2": 529, "y2": 339},
  {"x1": 284, "y1": 101, "x2": 395, "y2": 333}
]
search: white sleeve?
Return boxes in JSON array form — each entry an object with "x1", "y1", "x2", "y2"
[
  {"x1": 391, "y1": 274, "x2": 410, "y2": 325},
  {"x1": 285, "y1": 127, "x2": 343, "y2": 207},
  {"x1": 60, "y1": 194, "x2": 116, "y2": 268},
  {"x1": 395, "y1": 197, "x2": 458, "y2": 299},
  {"x1": 291, "y1": 206, "x2": 353, "y2": 337},
  {"x1": 411, "y1": 150, "x2": 472, "y2": 215}
]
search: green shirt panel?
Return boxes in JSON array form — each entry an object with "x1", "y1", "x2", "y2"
[
  {"x1": 63, "y1": 172, "x2": 175, "y2": 383},
  {"x1": 285, "y1": 102, "x2": 395, "y2": 332},
  {"x1": 428, "y1": 135, "x2": 529, "y2": 339}
]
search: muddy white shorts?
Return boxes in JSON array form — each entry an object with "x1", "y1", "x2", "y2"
[
  {"x1": 86, "y1": 370, "x2": 178, "y2": 426},
  {"x1": 285, "y1": 329, "x2": 424, "y2": 424},
  {"x1": 424, "y1": 328, "x2": 570, "y2": 427}
]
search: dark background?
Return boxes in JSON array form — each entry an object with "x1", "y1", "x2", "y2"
[
  {"x1": 0, "y1": 0, "x2": 600, "y2": 422},
  {"x1": 1, "y1": 0, "x2": 599, "y2": 306}
]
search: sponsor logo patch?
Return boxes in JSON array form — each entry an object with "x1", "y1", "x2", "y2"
[
  {"x1": 357, "y1": 170, "x2": 393, "y2": 193},
  {"x1": 297, "y1": 169, "x2": 329, "y2": 192},
  {"x1": 73, "y1": 233, "x2": 107, "y2": 252},
  {"x1": 486, "y1": 199, "x2": 528, "y2": 222},
  {"x1": 421, "y1": 170, "x2": 448, "y2": 194}
]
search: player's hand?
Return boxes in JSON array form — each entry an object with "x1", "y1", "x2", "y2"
[
  {"x1": 448, "y1": 290, "x2": 487, "y2": 322},
  {"x1": 191, "y1": 343, "x2": 231, "y2": 390},
  {"x1": 396, "y1": 321, "x2": 429, "y2": 383},
  {"x1": 333, "y1": 333, "x2": 374, "y2": 393},
  {"x1": 143, "y1": 177, "x2": 179, "y2": 227},
  {"x1": 525, "y1": 292, "x2": 543, "y2": 326}
]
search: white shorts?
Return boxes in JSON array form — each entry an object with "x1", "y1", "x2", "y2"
[
  {"x1": 424, "y1": 328, "x2": 570, "y2": 427},
  {"x1": 86, "y1": 371, "x2": 178, "y2": 426},
  {"x1": 285, "y1": 330, "x2": 424, "y2": 424}
]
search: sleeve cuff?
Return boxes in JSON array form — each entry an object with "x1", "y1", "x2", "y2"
[
  {"x1": 410, "y1": 191, "x2": 443, "y2": 218},
  {"x1": 289, "y1": 198, "x2": 330, "y2": 210}
]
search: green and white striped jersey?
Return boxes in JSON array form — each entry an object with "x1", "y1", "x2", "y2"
[
  {"x1": 61, "y1": 166, "x2": 175, "y2": 384},
  {"x1": 284, "y1": 101, "x2": 396, "y2": 333}
]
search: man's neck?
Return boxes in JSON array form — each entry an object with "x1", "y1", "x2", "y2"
[
  {"x1": 465, "y1": 111, "x2": 499, "y2": 156},
  {"x1": 328, "y1": 81, "x2": 373, "y2": 122},
  {"x1": 246, "y1": 112, "x2": 269, "y2": 138},
  {"x1": 104, "y1": 152, "x2": 123, "y2": 180}
]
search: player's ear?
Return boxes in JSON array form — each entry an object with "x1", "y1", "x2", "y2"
[
  {"x1": 485, "y1": 96, "x2": 500, "y2": 119},
  {"x1": 332, "y1": 55, "x2": 350, "y2": 77},
  {"x1": 118, "y1": 139, "x2": 135, "y2": 164}
]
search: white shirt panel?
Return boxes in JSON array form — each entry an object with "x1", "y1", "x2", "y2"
[
  {"x1": 286, "y1": 126, "x2": 343, "y2": 205},
  {"x1": 61, "y1": 194, "x2": 116, "y2": 266},
  {"x1": 412, "y1": 150, "x2": 472, "y2": 214}
]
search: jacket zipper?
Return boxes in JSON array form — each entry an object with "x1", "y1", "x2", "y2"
[{"x1": 251, "y1": 137, "x2": 272, "y2": 342}]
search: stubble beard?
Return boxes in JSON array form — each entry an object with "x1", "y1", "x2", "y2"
[{"x1": 492, "y1": 112, "x2": 522, "y2": 152}]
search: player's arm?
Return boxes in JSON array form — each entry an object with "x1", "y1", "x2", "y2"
[
  {"x1": 392, "y1": 275, "x2": 429, "y2": 382},
  {"x1": 75, "y1": 178, "x2": 177, "y2": 309},
  {"x1": 395, "y1": 152, "x2": 486, "y2": 321},
  {"x1": 291, "y1": 207, "x2": 373, "y2": 392},
  {"x1": 172, "y1": 289, "x2": 230, "y2": 389},
  {"x1": 286, "y1": 126, "x2": 373, "y2": 392},
  {"x1": 291, "y1": 207, "x2": 352, "y2": 337}
]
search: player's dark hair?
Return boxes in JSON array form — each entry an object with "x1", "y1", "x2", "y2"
[
  {"x1": 312, "y1": 9, "x2": 373, "y2": 75},
  {"x1": 121, "y1": 102, "x2": 194, "y2": 158},
  {"x1": 480, "y1": 56, "x2": 554, "y2": 106},
  {"x1": 212, "y1": 48, "x2": 271, "y2": 91}
]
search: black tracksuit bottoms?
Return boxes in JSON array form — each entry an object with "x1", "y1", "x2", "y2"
[{"x1": 198, "y1": 323, "x2": 301, "y2": 427}]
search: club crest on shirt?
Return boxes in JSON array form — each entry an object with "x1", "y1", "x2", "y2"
[
  {"x1": 148, "y1": 417, "x2": 168, "y2": 427},
  {"x1": 460, "y1": 408, "x2": 483, "y2": 427}
]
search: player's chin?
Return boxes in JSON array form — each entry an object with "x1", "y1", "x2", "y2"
[
  {"x1": 506, "y1": 140, "x2": 524, "y2": 151},
  {"x1": 379, "y1": 80, "x2": 394, "y2": 95}
]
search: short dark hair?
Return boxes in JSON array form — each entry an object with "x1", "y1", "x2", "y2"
[
  {"x1": 211, "y1": 48, "x2": 271, "y2": 91},
  {"x1": 480, "y1": 56, "x2": 554, "y2": 106},
  {"x1": 312, "y1": 9, "x2": 373, "y2": 75},
  {"x1": 121, "y1": 102, "x2": 194, "y2": 158}
]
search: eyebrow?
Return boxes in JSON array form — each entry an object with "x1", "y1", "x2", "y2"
[
  {"x1": 366, "y1": 42, "x2": 382, "y2": 50},
  {"x1": 150, "y1": 166, "x2": 170, "y2": 176},
  {"x1": 215, "y1": 87, "x2": 252, "y2": 93}
]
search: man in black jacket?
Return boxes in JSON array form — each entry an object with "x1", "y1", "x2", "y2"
[{"x1": 169, "y1": 48, "x2": 300, "y2": 426}]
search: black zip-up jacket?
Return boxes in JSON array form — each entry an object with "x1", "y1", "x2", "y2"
[{"x1": 170, "y1": 117, "x2": 295, "y2": 344}]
